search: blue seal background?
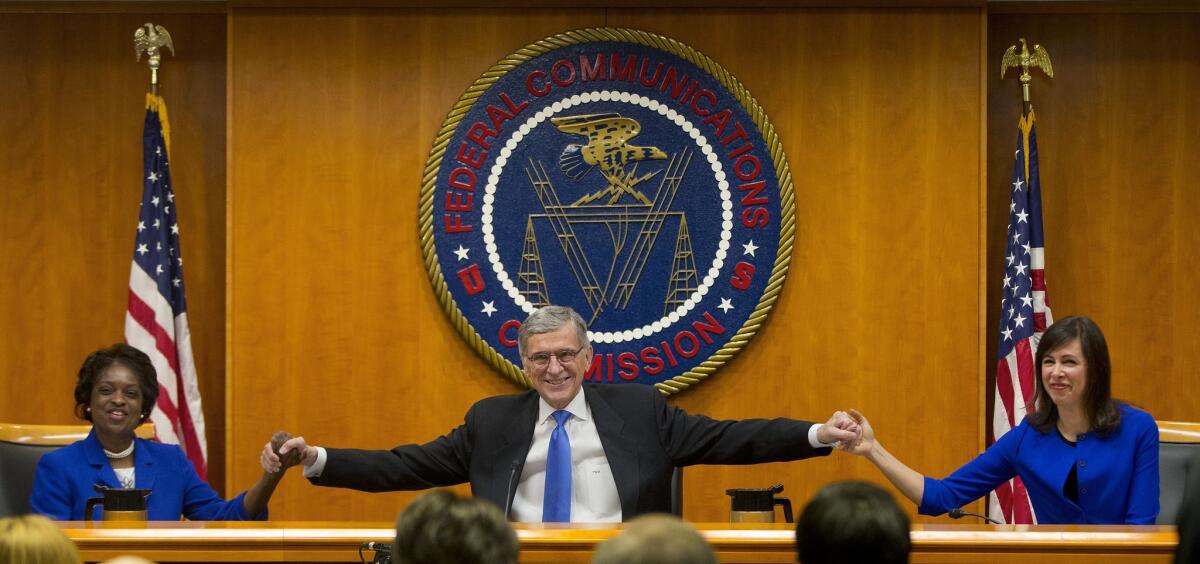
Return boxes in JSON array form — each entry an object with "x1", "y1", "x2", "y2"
[{"x1": 433, "y1": 40, "x2": 784, "y2": 386}]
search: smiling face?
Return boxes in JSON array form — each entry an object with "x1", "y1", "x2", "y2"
[
  {"x1": 522, "y1": 324, "x2": 592, "y2": 410},
  {"x1": 1040, "y1": 338, "x2": 1088, "y2": 411},
  {"x1": 89, "y1": 363, "x2": 145, "y2": 440}
]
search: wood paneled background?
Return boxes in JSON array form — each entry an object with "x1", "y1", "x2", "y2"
[
  {"x1": 0, "y1": 11, "x2": 229, "y2": 490},
  {"x1": 986, "y1": 11, "x2": 1200, "y2": 427},
  {"x1": 2, "y1": 3, "x2": 1196, "y2": 525}
]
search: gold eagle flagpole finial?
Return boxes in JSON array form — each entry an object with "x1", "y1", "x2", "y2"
[
  {"x1": 134, "y1": 23, "x2": 174, "y2": 95},
  {"x1": 1001, "y1": 38, "x2": 1053, "y2": 116}
]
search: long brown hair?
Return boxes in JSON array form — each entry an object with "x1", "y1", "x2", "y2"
[{"x1": 1026, "y1": 316, "x2": 1121, "y2": 435}]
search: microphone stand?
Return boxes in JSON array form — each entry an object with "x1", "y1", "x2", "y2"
[
  {"x1": 503, "y1": 459, "x2": 521, "y2": 519},
  {"x1": 948, "y1": 508, "x2": 1003, "y2": 525}
]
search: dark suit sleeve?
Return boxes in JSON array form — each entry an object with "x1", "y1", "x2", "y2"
[
  {"x1": 652, "y1": 388, "x2": 832, "y2": 466},
  {"x1": 312, "y1": 411, "x2": 476, "y2": 493}
]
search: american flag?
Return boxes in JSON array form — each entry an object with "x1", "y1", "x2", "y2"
[
  {"x1": 124, "y1": 93, "x2": 208, "y2": 479},
  {"x1": 988, "y1": 110, "x2": 1053, "y2": 524}
]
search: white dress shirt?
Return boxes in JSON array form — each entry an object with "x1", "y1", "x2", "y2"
[{"x1": 510, "y1": 386, "x2": 621, "y2": 523}]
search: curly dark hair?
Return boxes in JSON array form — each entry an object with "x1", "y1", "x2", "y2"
[{"x1": 73, "y1": 344, "x2": 159, "y2": 423}]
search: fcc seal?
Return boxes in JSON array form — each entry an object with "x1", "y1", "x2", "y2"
[{"x1": 420, "y1": 28, "x2": 794, "y2": 394}]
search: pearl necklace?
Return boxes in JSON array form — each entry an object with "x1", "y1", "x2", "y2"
[{"x1": 104, "y1": 442, "x2": 135, "y2": 460}]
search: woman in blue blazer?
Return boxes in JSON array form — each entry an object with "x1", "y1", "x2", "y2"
[
  {"x1": 843, "y1": 316, "x2": 1159, "y2": 524},
  {"x1": 31, "y1": 344, "x2": 292, "y2": 521}
]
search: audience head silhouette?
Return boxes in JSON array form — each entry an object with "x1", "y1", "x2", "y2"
[
  {"x1": 592, "y1": 513, "x2": 717, "y2": 564},
  {"x1": 392, "y1": 490, "x2": 518, "y2": 564},
  {"x1": 0, "y1": 514, "x2": 81, "y2": 564},
  {"x1": 796, "y1": 481, "x2": 910, "y2": 564}
]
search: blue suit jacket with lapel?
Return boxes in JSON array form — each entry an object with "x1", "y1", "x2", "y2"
[
  {"x1": 30, "y1": 429, "x2": 263, "y2": 521},
  {"x1": 314, "y1": 383, "x2": 830, "y2": 519}
]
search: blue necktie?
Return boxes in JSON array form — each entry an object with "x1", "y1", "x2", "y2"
[{"x1": 543, "y1": 409, "x2": 573, "y2": 522}]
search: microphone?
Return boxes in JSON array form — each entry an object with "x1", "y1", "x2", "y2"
[
  {"x1": 503, "y1": 459, "x2": 521, "y2": 520},
  {"x1": 948, "y1": 508, "x2": 1003, "y2": 525}
]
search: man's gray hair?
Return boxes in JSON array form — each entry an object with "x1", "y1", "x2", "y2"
[
  {"x1": 518, "y1": 305, "x2": 590, "y2": 358},
  {"x1": 591, "y1": 514, "x2": 717, "y2": 564}
]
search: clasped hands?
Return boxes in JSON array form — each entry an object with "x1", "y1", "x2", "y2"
[
  {"x1": 820, "y1": 409, "x2": 876, "y2": 457},
  {"x1": 259, "y1": 432, "x2": 317, "y2": 474}
]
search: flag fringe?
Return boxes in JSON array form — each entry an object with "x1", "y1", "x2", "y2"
[
  {"x1": 145, "y1": 93, "x2": 171, "y2": 158},
  {"x1": 1019, "y1": 110, "x2": 1036, "y2": 181}
]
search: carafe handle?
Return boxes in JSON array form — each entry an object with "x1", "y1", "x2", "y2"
[
  {"x1": 84, "y1": 497, "x2": 104, "y2": 522},
  {"x1": 775, "y1": 496, "x2": 793, "y2": 523}
]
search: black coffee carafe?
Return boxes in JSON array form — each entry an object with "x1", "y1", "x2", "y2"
[
  {"x1": 85, "y1": 484, "x2": 152, "y2": 521},
  {"x1": 725, "y1": 483, "x2": 793, "y2": 523}
]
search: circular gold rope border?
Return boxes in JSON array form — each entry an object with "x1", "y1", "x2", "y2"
[{"x1": 418, "y1": 27, "x2": 796, "y2": 395}]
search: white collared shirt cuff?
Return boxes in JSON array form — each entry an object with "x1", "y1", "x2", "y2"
[
  {"x1": 302, "y1": 447, "x2": 328, "y2": 478},
  {"x1": 809, "y1": 424, "x2": 834, "y2": 448}
]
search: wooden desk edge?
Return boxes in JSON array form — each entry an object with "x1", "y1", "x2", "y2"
[{"x1": 58, "y1": 522, "x2": 1179, "y2": 562}]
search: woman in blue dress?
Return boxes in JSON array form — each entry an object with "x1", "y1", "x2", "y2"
[
  {"x1": 31, "y1": 344, "x2": 295, "y2": 521},
  {"x1": 844, "y1": 316, "x2": 1159, "y2": 524}
]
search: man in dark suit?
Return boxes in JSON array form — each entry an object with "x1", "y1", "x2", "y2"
[{"x1": 264, "y1": 305, "x2": 859, "y2": 522}]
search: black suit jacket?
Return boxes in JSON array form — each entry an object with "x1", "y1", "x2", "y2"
[{"x1": 313, "y1": 383, "x2": 830, "y2": 519}]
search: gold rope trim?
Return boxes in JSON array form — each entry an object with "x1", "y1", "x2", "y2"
[
  {"x1": 146, "y1": 92, "x2": 171, "y2": 158},
  {"x1": 418, "y1": 28, "x2": 796, "y2": 395}
]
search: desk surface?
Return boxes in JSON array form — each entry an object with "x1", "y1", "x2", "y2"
[{"x1": 59, "y1": 521, "x2": 1179, "y2": 563}]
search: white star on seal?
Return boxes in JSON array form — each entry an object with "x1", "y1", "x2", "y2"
[
  {"x1": 742, "y1": 240, "x2": 759, "y2": 257},
  {"x1": 481, "y1": 301, "x2": 497, "y2": 317},
  {"x1": 453, "y1": 245, "x2": 470, "y2": 261},
  {"x1": 717, "y1": 298, "x2": 734, "y2": 313}
]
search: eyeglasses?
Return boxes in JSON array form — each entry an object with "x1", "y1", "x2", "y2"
[{"x1": 526, "y1": 347, "x2": 585, "y2": 368}]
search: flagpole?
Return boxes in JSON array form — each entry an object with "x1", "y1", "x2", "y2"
[
  {"x1": 127, "y1": 22, "x2": 209, "y2": 479},
  {"x1": 1000, "y1": 38, "x2": 1054, "y2": 118},
  {"x1": 989, "y1": 37, "x2": 1057, "y2": 526},
  {"x1": 134, "y1": 23, "x2": 175, "y2": 96}
]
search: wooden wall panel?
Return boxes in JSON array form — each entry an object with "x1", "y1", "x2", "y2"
[
  {"x1": 986, "y1": 13, "x2": 1200, "y2": 424},
  {"x1": 0, "y1": 12, "x2": 228, "y2": 490},
  {"x1": 227, "y1": 8, "x2": 608, "y2": 521},
  {"x1": 229, "y1": 7, "x2": 983, "y2": 523},
  {"x1": 608, "y1": 8, "x2": 985, "y2": 523}
]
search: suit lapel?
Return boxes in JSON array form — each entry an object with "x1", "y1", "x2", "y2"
[
  {"x1": 133, "y1": 437, "x2": 157, "y2": 490},
  {"x1": 586, "y1": 386, "x2": 639, "y2": 518},
  {"x1": 83, "y1": 430, "x2": 121, "y2": 489},
  {"x1": 490, "y1": 391, "x2": 539, "y2": 512}
]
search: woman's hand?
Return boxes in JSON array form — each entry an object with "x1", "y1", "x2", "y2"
[
  {"x1": 839, "y1": 409, "x2": 877, "y2": 457},
  {"x1": 245, "y1": 431, "x2": 307, "y2": 518}
]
